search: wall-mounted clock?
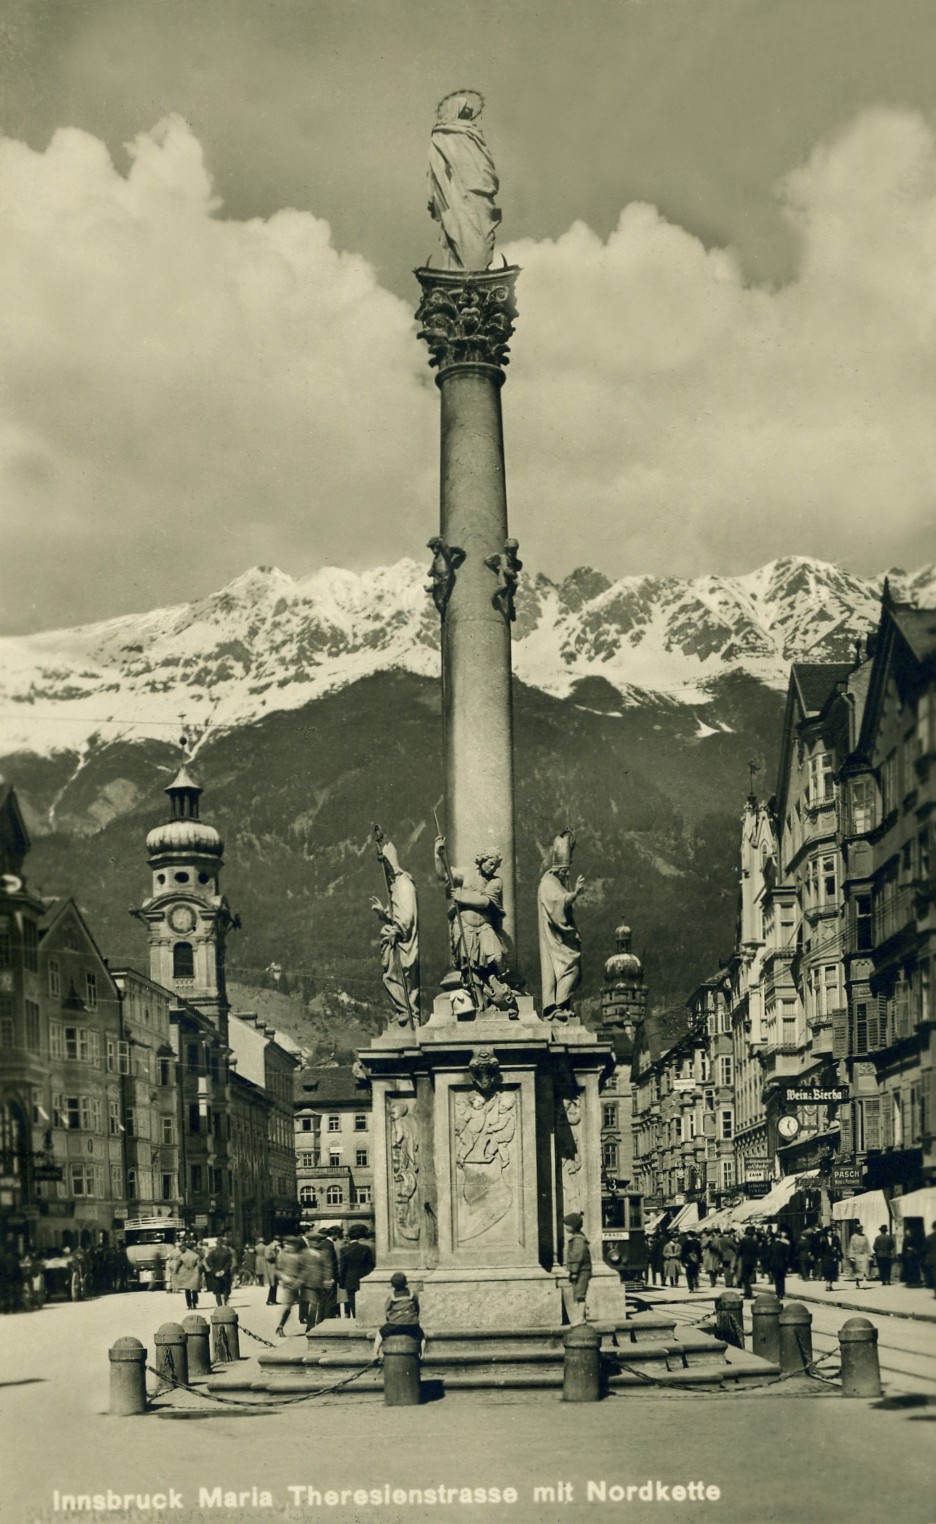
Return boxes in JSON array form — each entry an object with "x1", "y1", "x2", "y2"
[
  {"x1": 168, "y1": 904, "x2": 197, "y2": 935},
  {"x1": 777, "y1": 1114, "x2": 801, "y2": 1141}
]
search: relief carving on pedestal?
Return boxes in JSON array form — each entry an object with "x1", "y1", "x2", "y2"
[
  {"x1": 388, "y1": 1099, "x2": 420, "y2": 1242},
  {"x1": 558, "y1": 1094, "x2": 584, "y2": 1219},
  {"x1": 452, "y1": 1049, "x2": 518, "y2": 1244}
]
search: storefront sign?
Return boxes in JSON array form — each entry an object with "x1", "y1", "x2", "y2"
[
  {"x1": 744, "y1": 1160, "x2": 770, "y2": 1181},
  {"x1": 745, "y1": 1180, "x2": 772, "y2": 1197},
  {"x1": 782, "y1": 1083, "x2": 849, "y2": 1105},
  {"x1": 832, "y1": 1162, "x2": 864, "y2": 1189},
  {"x1": 643, "y1": 1196, "x2": 663, "y2": 1210},
  {"x1": 32, "y1": 1163, "x2": 63, "y2": 1182}
]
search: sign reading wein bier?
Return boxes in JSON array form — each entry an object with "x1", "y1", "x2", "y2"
[{"x1": 782, "y1": 1083, "x2": 849, "y2": 1105}]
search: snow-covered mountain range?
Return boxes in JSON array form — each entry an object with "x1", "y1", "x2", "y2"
[{"x1": 2, "y1": 555, "x2": 933, "y2": 759}]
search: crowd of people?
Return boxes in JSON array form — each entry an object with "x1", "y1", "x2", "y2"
[
  {"x1": 163, "y1": 1224, "x2": 377, "y2": 1334},
  {"x1": 0, "y1": 1240, "x2": 131, "y2": 1312},
  {"x1": 646, "y1": 1221, "x2": 914, "y2": 1297}
]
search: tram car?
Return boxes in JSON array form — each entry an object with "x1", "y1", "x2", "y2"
[{"x1": 601, "y1": 1190, "x2": 648, "y2": 1283}]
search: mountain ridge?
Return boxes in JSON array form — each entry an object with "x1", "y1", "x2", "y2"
[{"x1": 2, "y1": 554, "x2": 933, "y2": 760}]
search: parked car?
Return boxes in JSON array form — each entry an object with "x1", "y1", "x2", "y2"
[{"x1": 40, "y1": 1250, "x2": 85, "y2": 1301}]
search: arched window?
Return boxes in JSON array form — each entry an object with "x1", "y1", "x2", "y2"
[
  {"x1": 299, "y1": 1185, "x2": 317, "y2": 1205},
  {"x1": 173, "y1": 942, "x2": 194, "y2": 979},
  {"x1": 126, "y1": 1168, "x2": 137, "y2": 1200},
  {"x1": 325, "y1": 1185, "x2": 343, "y2": 1206}
]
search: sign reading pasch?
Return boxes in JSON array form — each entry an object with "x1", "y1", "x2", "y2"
[
  {"x1": 832, "y1": 1163, "x2": 864, "y2": 1189},
  {"x1": 782, "y1": 1083, "x2": 849, "y2": 1105}
]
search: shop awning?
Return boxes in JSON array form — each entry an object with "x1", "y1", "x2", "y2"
[
  {"x1": 643, "y1": 1212, "x2": 666, "y2": 1235},
  {"x1": 734, "y1": 1175, "x2": 801, "y2": 1222},
  {"x1": 831, "y1": 1189, "x2": 890, "y2": 1241},
  {"x1": 891, "y1": 1187, "x2": 936, "y2": 1225},
  {"x1": 699, "y1": 1207, "x2": 734, "y2": 1231},
  {"x1": 668, "y1": 1201, "x2": 700, "y2": 1232}
]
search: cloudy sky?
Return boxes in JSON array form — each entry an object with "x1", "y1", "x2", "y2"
[{"x1": 2, "y1": 0, "x2": 936, "y2": 634}]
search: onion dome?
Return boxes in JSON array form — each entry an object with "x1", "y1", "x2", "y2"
[
  {"x1": 146, "y1": 818, "x2": 223, "y2": 857},
  {"x1": 604, "y1": 919, "x2": 643, "y2": 983},
  {"x1": 146, "y1": 762, "x2": 223, "y2": 858}
]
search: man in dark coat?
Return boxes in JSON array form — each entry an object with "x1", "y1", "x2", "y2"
[
  {"x1": 338, "y1": 1225, "x2": 376, "y2": 1318},
  {"x1": 679, "y1": 1232, "x2": 703, "y2": 1293},
  {"x1": 766, "y1": 1230, "x2": 791, "y2": 1298},
  {"x1": 872, "y1": 1225, "x2": 896, "y2": 1286},
  {"x1": 736, "y1": 1227, "x2": 760, "y2": 1299}
]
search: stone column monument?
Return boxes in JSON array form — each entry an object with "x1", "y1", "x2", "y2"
[
  {"x1": 354, "y1": 94, "x2": 625, "y2": 1333},
  {"x1": 416, "y1": 88, "x2": 519, "y2": 943}
]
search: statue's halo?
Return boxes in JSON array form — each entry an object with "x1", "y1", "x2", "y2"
[{"x1": 435, "y1": 89, "x2": 485, "y2": 122}]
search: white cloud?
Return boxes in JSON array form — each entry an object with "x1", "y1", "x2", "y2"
[
  {"x1": 502, "y1": 107, "x2": 936, "y2": 580},
  {"x1": 0, "y1": 116, "x2": 435, "y2": 631},
  {"x1": 2, "y1": 108, "x2": 936, "y2": 633}
]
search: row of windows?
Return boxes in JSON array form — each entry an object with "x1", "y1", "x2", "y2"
[
  {"x1": 298, "y1": 1148, "x2": 369, "y2": 1168},
  {"x1": 299, "y1": 1184, "x2": 372, "y2": 1207},
  {"x1": 299, "y1": 1113, "x2": 368, "y2": 1134}
]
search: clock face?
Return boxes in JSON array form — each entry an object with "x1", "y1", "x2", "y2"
[
  {"x1": 168, "y1": 904, "x2": 197, "y2": 934},
  {"x1": 777, "y1": 1114, "x2": 801, "y2": 1140}
]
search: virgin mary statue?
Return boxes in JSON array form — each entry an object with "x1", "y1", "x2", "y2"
[{"x1": 427, "y1": 90, "x2": 502, "y2": 272}]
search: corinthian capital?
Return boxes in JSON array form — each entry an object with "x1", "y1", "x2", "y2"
[{"x1": 415, "y1": 265, "x2": 519, "y2": 374}]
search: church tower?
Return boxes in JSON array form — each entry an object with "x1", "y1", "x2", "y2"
[{"x1": 136, "y1": 759, "x2": 237, "y2": 1033}]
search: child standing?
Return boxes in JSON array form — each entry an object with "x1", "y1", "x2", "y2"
[{"x1": 373, "y1": 1271, "x2": 425, "y2": 1361}]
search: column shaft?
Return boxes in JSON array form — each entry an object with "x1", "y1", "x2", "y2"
[{"x1": 439, "y1": 362, "x2": 515, "y2": 943}]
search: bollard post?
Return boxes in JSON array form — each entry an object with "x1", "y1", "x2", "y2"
[
  {"x1": 108, "y1": 1336, "x2": 147, "y2": 1416},
  {"x1": 562, "y1": 1323, "x2": 603, "y2": 1402},
  {"x1": 153, "y1": 1321, "x2": 188, "y2": 1392},
  {"x1": 210, "y1": 1305, "x2": 240, "y2": 1364},
  {"x1": 778, "y1": 1301, "x2": 813, "y2": 1376},
  {"x1": 838, "y1": 1317, "x2": 882, "y2": 1398},
  {"x1": 182, "y1": 1314, "x2": 212, "y2": 1380},
  {"x1": 713, "y1": 1290, "x2": 745, "y2": 1350},
  {"x1": 382, "y1": 1334, "x2": 422, "y2": 1406},
  {"x1": 752, "y1": 1292, "x2": 782, "y2": 1364}
]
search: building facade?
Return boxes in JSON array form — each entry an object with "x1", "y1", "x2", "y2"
[
  {"x1": 110, "y1": 969, "x2": 181, "y2": 1221},
  {"x1": 294, "y1": 1065, "x2": 374, "y2": 1229}
]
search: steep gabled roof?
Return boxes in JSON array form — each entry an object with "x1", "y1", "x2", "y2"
[
  {"x1": 38, "y1": 897, "x2": 120, "y2": 999},
  {"x1": 791, "y1": 662, "x2": 854, "y2": 717},
  {"x1": 0, "y1": 785, "x2": 31, "y2": 874},
  {"x1": 891, "y1": 606, "x2": 936, "y2": 666},
  {"x1": 856, "y1": 597, "x2": 936, "y2": 763}
]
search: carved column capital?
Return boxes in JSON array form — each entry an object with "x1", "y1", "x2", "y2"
[{"x1": 415, "y1": 265, "x2": 520, "y2": 376}]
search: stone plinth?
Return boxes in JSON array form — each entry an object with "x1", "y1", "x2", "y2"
[{"x1": 355, "y1": 1010, "x2": 626, "y2": 1331}]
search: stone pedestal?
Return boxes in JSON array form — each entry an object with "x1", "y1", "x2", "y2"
[{"x1": 355, "y1": 1008, "x2": 625, "y2": 1331}]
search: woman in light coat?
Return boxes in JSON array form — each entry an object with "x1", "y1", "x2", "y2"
[
  {"x1": 173, "y1": 1243, "x2": 203, "y2": 1310},
  {"x1": 847, "y1": 1226, "x2": 872, "y2": 1289}
]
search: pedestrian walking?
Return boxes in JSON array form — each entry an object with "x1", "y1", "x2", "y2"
[
  {"x1": 662, "y1": 1237, "x2": 681, "y2": 1287},
  {"x1": 305, "y1": 1231, "x2": 339, "y2": 1320},
  {"x1": 203, "y1": 1236, "x2": 235, "y2": 1306},
  {"x1": 820, "y1": 1228, "x2": 843, "y2": 1290},
  {"x1": 264, "y1": 1237, "x2": 280, "y2": 1304},
  {"x1": 847, "y1": 1225, "x2": 872, "y2": 1289},
  {"x1": 561, "y1": 1212, "x2": 592, "y2": 1325},
  {"x1": 873, "y1": 1224, "x2": 896, "y2": 1286},
  {"x1": 702, "y1": 1233, "x2": 722, "y2": 1288},
  {"x1": 274, "y1": 1237, "x2": 324, "y2": 1337},
  {"x1": 173, "y1": 1241, "x2": 203, "y2": 1310},
  {"x1": 680, "y1": 1231, "x2": 703, "y2": 1293},
  {"x1": 647, "y1": 1234, "x2": 666, "y2": 1287},
  {"x1": 736, "y1": 1227, "x2": 760, "y2": 1299},
  {"x1": 766, "y1": 1230, "x2": 790, "y2": 1299},
  {"x1": 719, "y1": 1231, "x2": 737, "y2": 1287},
  {"x1": 338, "y1": 1224, "x2": 375, "y2": 1319}
]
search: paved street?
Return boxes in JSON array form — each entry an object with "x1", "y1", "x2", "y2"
[{"x1": 1, "y1": 1284, "x2": 934, "y2": 1524}]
